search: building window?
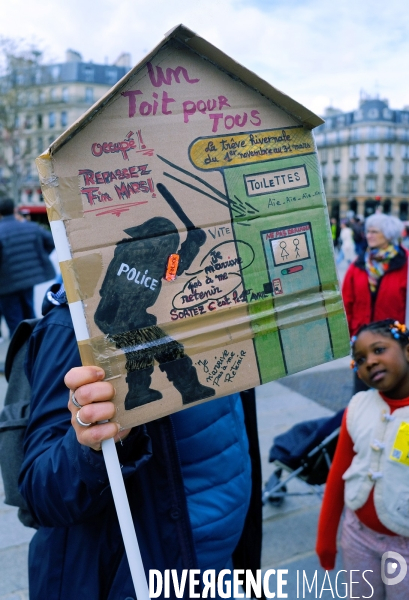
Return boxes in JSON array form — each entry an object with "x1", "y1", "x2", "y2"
[
  {"x1": 49, "y1": 135, "x2": 55, "y2": 146},
  {"x1": 385, "y1": 159, "x2": 393, "y2": 175},
  {"x1": 350, "y1": 160, "x2": 358, "y2": 175},
  {"x1": 384, "y1": 143, "x2": 394, "y2": 158},
  {"x1": 334, "y1": 162, "x2": 340, "y2": 177},
  {"x1": 367, "y1": 159, "x2": 377, "y2": 174},
  {"x1": 62, "y1": 87, "x2": 69, "y2": 102},
  {"x1": 333, "y1": 146, "x2": 341, "y2": 161},
  {"x1": 366, "y1": 177, "x2": 376, "y2": 193},
  {"x1": 349, "y1": 178, "x2": 358, "y2": 193},
  {"x1": 321, "y1": 164, "x2": 327, "y2": 178},
  {"x1": 403, "y1": 180, "x2": 409, "y2": 194},
  {"x1": 403, "y1": 162, "x2": 409, "y2": 176},
  {"x1": 349, "y1": 144, "x2": 359, "y2": 158},
  {"x1": 49, "y1": 112, "x2": 55, "y2": 128},
  {"x1": 37, "y1": 137, "x2": 43, "y2": 154},
  {"x1": 84, "y1": 67, "x2": 94, "y2": 82},
  {"x1": 105, "y1": 68, "x2": 118, "y2": 84},
  {"x1": 51, "y1": 65, "x2": 60, "y2": 81},
  {"x1": 384, "y1": 177, "x2": 393, "y2": 194},
  {"x1": 85, "y1": 87, "x2": 94, "y2": 103},
  {"x1": 26, "y1": 138, "x2": 32, "y2": 153},
  {"x1": 320, "y1": 148, "x2": 328, "y2": 162},
  {"x1": 333, "y1": 179, "x2": 339, "y2": 194},
  {"x1": 402, "y1": 145, "x2": 409, "y2": 159},
  {"x1": 367, "y1": 143, "x2": 378, "y2": 157},
  {"x1": 369, "y1": 126, "x2": 378, "y2": 139},
  {"x1": 50, "y1": 88, "x2": 57, "y2": 101},
  {"x1": 61, "y1": 111, "x2": 68, "y2": 127},
  {"x1": 25, "y1": 115, "x2": 32, "y2": 129},
  {"x1": 37, "y1": 114, "x2": 43, "y2": 129}
]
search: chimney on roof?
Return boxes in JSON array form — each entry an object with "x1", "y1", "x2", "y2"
[
  {"x1": 66, "y1": 50, "x2": 82, "y2": 63},
  {"x1": 113, "y1": 53, "x2": 131, "y2": 68}
]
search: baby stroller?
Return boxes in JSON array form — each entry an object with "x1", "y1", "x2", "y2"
[{"x1": 262, "y1": 409, "x2": 344, "y2": 505}]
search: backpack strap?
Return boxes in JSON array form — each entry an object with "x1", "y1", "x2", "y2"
[
  {"x1": 5, "y1": 318, "x2": 40, "y2": 382},
  {"x1": 0, "y1": 318, "x2": 41, "y2": 529}
]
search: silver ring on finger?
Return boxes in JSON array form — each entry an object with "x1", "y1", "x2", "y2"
[
  {"x1": 76, "y1": 409, "x2": 92, "y2": 428},
  {"x1": 71, "y1": 392, "x2": 83, "y2": 409}
]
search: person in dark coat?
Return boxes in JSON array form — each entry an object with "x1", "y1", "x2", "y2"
[
  {"x1": 0, "y1": 198, "x2": 55, "y2": 335},
  {"x1": 19, "y1": 285, "x2": 263, "y2": 600}
]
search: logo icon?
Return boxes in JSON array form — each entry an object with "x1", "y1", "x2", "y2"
[{"x1": 381, "y1": 551, "x2": 407, "y2": 585}]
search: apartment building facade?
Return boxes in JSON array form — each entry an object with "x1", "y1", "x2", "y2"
[
  {"x1": 314, "y1": 97, "x2": 409, "y2": 221},
  {"x1": 0, "y1": 50, "x2": 130, "y2": 206}
]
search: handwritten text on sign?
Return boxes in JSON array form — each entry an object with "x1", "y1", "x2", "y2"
[
  {"x1": 189, "y1": 127, "x2": 314, "y2": 170},
  {"x1": 244, "y1": 165, "x2": 308, "y2": 197}
]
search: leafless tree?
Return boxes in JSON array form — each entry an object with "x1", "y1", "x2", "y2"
[{"x1": 0, "y1": 38, "x2": 44, "y2": 202}]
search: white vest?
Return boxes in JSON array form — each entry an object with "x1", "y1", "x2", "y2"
[{"x1": 343, "y1": 389, "x2": 409, "y2": 536}]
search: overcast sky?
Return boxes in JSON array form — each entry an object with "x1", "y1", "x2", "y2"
[{"x1": 1, "y1": 0, "x2": 408, "y2": 116}]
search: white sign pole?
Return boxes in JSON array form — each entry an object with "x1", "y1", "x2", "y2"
[
  {"x1": 49, "y1": 219, "x2": 149, "y2": 598},
  {"x1": 102, "y1": 437, "x2": 150, "y2": 600}
]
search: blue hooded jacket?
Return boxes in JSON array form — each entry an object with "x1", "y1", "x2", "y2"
[{"x1": 19, "y1": 296, "x2": 262, "y2": 600}]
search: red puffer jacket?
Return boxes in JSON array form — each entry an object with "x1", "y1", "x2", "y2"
[{"x1": 342, "y1": 246, "x2": 408, "y2": 336}]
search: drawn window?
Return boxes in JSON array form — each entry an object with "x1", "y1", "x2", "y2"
[{"x1": 270, "y1": 233, "x2": 310, "y2": 266}]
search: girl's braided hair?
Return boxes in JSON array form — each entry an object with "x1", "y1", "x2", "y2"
[{"x1": 350, "y1": 319, "x2": 409, "y2": 371}]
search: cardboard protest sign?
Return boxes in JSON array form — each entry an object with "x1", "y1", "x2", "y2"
[{"x1": 36, "y1": 25, "x2": 350, "y2": 428}]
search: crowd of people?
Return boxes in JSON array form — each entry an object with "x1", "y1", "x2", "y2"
[{"x1": 2, "y1": 196, "x2": 409, "y2": 599}]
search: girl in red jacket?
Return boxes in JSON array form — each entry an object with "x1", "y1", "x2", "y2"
[{"x1": 316, "y1": 319, "x2": 409, "y2": 600}]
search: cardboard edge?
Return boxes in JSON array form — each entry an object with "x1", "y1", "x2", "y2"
[{"x1": 42, "y1": 24, "x2": 324, "y2": 160}]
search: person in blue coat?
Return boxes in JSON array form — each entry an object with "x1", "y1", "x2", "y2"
[
  {"x1": 19, "y1": 285, "x2": 263, "y2": 600},
  {"x1": 0, "y1": 198, "x2": 55, "y2": 335}
]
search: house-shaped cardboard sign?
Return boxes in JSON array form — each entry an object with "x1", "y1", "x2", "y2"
[{"x1": 36, "y1": 24, "x2": 350, "y2": 428}]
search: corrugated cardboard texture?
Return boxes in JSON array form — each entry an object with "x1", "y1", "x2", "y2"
[{"x1": 37, "y1": 30, "x2": 349, "y2": 429}]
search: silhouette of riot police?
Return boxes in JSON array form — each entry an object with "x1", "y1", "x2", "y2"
[{"x1": 94, "y1": 183, "x2": 215, "y2": 410}]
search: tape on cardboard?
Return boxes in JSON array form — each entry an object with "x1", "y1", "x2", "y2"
[{"x1": 60, "y1": 254, "x2": 103, "y2": 302}]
